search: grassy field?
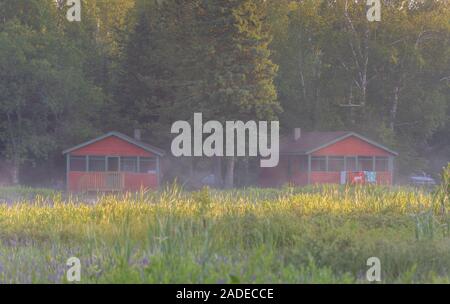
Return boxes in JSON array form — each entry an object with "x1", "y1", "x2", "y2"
[{"x1": 0, "y1": 171, "x2": 448, "y2": 283}]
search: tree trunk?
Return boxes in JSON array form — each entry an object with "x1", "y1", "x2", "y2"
[
  {"x1": 243, "y1": 157, "x2": 249, "y2": 187},
  {"x1": 224, "y1": 156, "x2": 235, "y2": 189},
  {"x1": 390, "y1": 86, "x2": 400, "y2": 131},
  {"x1": 186, "y1": 157, "x2": 195, "y2": 188},
  {"x1": 213, "y1": 156, "x2": 223, "y2": 188},
  {"x1": 313, "y1": 86, "x2": 320, "y2": 129},
  {"x1": 11, "y1": 159, "x2": 19, "y2": 185}
]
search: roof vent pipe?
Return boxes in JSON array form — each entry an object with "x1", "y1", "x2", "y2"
[
  {"x1": 294, "y1": 128, "x2": 301, "y2": 141},
  {"x1": 134, "y1": 129, "x2": 142, "y2": 141}
]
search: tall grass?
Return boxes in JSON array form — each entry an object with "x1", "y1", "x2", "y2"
[{"x1": 0, "y1": 167, "x2": 449, "y2": 283}]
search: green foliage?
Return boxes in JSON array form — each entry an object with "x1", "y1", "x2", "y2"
[
  {"x1": 113, "y1": 0, "x2": 193, "y2": 144},
  {"x1": 0, "y1": 0, "x2": 448, "y2": 184},
  {"x1": 1, "y1": 185, "x2": 450, "y2": 283},
  {"x1": 268, "y1": 0, "x2": 450, "y2": 175},
  {"x1": 0, "y1": 16, "x2": 103, "y2": 175},
  {"x1": 114, "y1": 0, "x2": 281, "y2": 146},
  {"x1": 198, "y1": 0, "x2": 281, "y2": 121}
]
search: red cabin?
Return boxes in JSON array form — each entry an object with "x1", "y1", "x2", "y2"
[
  {"x1": 63, "y1": 131, "x2": 165, "y2": 192},
  {"x1": 259, "y1": 130, "x2": 398, "y2": 187}
]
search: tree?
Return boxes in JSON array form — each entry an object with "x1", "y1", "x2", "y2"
[
  {"x1": 0, "y1": 12, "x2": 103, "y2": 184},
  {"x1": 115, "y1": 0, "x2": 204, "y2": 143},
  {"x1": 367, "y1": 0, "x2": 450, "y2": 173},
  {"x1": 199, "y1": 0, "x2": 281, "y2": 188},
  {"x1": 269, "y1": 0, "x2": 341, "y2": 131},
  {"x1": 269, "y1": 0, "x2": 449, "y2": 176}
]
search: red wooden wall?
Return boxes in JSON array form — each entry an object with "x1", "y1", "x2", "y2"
[
  {"x1": 259, "y1": 135, "x2": 394, "y2": 187},
  {"x1": 71, "y1": 136, "x2": 155, "y2": 157},
  {"x1": 312, "y1": 136, "x2": 391, "y2": 156},
  {"x1": 67, "y1": 135, "x2": 160, "y2": 192},
  {"x1": 68, "y1": 172, "x2": 158, "y2": 192},
  {"x1": 309, "y1": 172, "x2": 391, "y2": 185}
]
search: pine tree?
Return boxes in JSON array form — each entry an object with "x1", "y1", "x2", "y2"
[
  {"x1": 115, "y1": 0, "x2": 204, "y2": 145},
  {"x1": 199, "y1": 0, "x2": 281, "y2": 188}
]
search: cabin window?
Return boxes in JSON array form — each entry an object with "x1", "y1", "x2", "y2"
[
  {"x1": 358, "y1": 156, "x2": 373, "y2": 171},
  {"x1": 311, "y1": 156, "x2": 327, "y2": 172},
  {"x1": 70, "y1": 156, "x2": 86, "y2": 172},
  {"x1": 121, "y1": 157, "x2": 138, "y2": 172},
  {"x1": 140, "y1": 157, "x2": 157, "y2": 173},
  {"x1": 328, "y1": 156, "x2": 345, "y2": 172},
  {"x1": 88, "y1": 156, "x2": 106, "y2": 172},
  {"x1": 375, "y1": 157, "x2": 388, "y2": 171}
]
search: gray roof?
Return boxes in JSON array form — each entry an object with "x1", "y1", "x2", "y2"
[
  {"x1": 281, "y1": 131, "x2": 398, "y2": 156},
  {"x1": 62, "y1": 131, "x2": 165, "y2": 156}
]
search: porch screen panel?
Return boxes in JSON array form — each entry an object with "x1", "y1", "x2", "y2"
[
  {"x1": 375, "y1": 157, "x2": 388, "y2": 171},
  {"x1": 140, "y1": 157, "x2": 157, "y2": 173},
  {"x1": 328, "y1": 156, "x2": 345, "y2": 172},
  {"x1": 358, "y1": 157, "x2": 373, "y2": 171},
  {"x1": 311, "y1": 157, "x2": 326, "y2": 172},
  {"x1": 346, "y1": 157, "x2": 357, "y2": 171},
  {"x1": 121, "y1": 157, "x2": 138, "y2": 172},
  {"x1": 88, "y1": 156, "x2": 106, "y2": 172},
  {"x1": 70, "y1": 156, "x2": 86, "y2": 172}
]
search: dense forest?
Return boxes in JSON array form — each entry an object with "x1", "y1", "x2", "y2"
[{"x1": 0, "y1": 0, "x2": 448, "y2": 187}]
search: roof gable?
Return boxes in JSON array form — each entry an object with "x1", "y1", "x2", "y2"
[
  {"x1": 281, "y1": 131, "x2": 398, "y2": 156},
  {"x1": 63, "y1": 132, "x2": 165, "y2": 156}
]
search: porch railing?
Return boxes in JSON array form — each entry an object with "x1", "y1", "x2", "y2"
[{"x1": 78, "y1": 172, "x2": 125, "y2": 192}]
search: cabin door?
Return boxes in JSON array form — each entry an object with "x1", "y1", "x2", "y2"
[
  {"x1": 105, "y1": 157, "x2": 122, "y2": 190},
  {"x1": 107, "y1": 157, "x2": 119, "y2": 172},
  {"x1": 346, "y1": 157, "x2": 357, "y2": 171}
]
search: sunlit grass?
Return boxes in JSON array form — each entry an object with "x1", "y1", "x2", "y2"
[{"x1": 0, "y1": 179, "x2": 448, "y2": 283}]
